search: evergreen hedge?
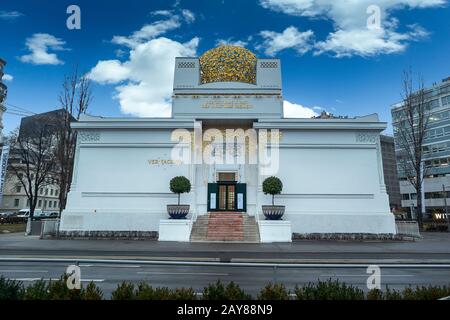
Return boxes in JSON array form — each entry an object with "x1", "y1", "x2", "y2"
[{"x1": 1, "y1": 275, "x2": 449, "y2": 300}]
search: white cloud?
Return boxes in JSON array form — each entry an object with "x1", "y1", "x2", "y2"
[
  {"x1": 283, "y1": 100, "x2": 318, "y2": 118},
  {"x1": 19, "y1": 33, "x2": 67, "y2": 65},
  {"x1": 113, "y1": 37, "x2": 199, "y2": 117},
  {"x1": 259, "y1": 0, "x2": 444, "y2": 57},
  {"x1": 88, "y1": 60, "x2": 130, "y2": 84},
  {"x1": 181, "y1": 9, "x2": 196, "y2": 23},
  {"x1": 112, "y1": 17, "x2": 181, "y2": 48},
  {"x1": 0, "y1": 10, "x2": 24, "y2": 21},
  {"x1": 315, "y1": 20, "x2": 430, "y2": 57},
  {"x1": 111, "y1": 8, "x2": 195, "y2": 49},
  {"x1": 215, "y1": 37, "x2": 250, "y2": 47},
  {"x1": 258, "y1": 26, "x2": 314, "y2": 56},
  {"x1": 89, "y1": 9, "x2": 200, "y2": 117},
  {"x1": 2, "y1": 74, "x2": 13, "y2": 81},
  {"x1": 89, "y1": 10, "x2": 199, "y2": 117},
  {"x1": 151, "y1": 10, "x2": 172, "y2": 17}
]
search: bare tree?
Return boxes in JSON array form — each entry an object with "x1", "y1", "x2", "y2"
[
  {"x1": 7, "y1": 120, "x2": 57, "y2": 232},
  {"x1": 55, "y1": 67, "x2": 92, "y2": 215},
  {"x1": 395, "y1": 69, "x2": 429, "y2": 228}
]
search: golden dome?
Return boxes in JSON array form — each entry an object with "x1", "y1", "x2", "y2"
[{"x1": 199, "y1": 45, "x2": 257, "y2": 85}]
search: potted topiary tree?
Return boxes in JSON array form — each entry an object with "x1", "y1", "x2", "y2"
[
  {"x1": 262, "y1": 176, "x2": 285, "y2": 220},
  {"x1": 167, "y1": 176, "x2": 191, "y2": 219}
]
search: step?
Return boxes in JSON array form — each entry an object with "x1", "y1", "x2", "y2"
[{"x1": 190, "y1": 213, "x2": 260, "y2": 243}]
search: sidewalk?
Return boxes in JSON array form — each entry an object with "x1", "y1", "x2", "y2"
[{"x1": 1, "y1": 232, "x2": 449, "y2": 262}]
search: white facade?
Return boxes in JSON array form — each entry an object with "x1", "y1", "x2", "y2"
[{"x1": 60, "y1": 46, "x2": 396, "y2": 239}]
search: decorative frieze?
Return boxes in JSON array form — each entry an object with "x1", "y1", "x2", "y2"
[
  {"x1": 355, "y1": 132, "x2": 378, "y2": 143},
  {"x1": 78, "y1": 131, "x2": 101, "y2": 142},
  {"x1": 292, "y1": 233, "x2": 411, "y2": 241},
  {"x1": 58, "y1": 230, "x2": 158, "y2": 240},
  {"x1": 260, "y1": 61, "x2": 278, "y2": 68}
]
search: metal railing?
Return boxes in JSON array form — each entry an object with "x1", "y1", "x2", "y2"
[
  {"x1": 395, "y1": 220, "x2": 421, "y2": 238},
  {"x1": 1, "y1": 257, "x2": 450, "y2": 269},
  {"x1": 2, "y1": 257, "x2": 449, "y2": 285}
]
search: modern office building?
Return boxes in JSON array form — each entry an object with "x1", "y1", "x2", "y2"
[
  {"x1": 0, "y1": 110, "x2": 64, "y2": 213},
  {"x1": 392, "y1": 76, "x2": 450, "y2": 216},
  {"x1": 59, "y1": 45, "x2": 396, "y2": 242},
  {"x1": 380, "y1": 135, "x2": 401, "y2": 210}
]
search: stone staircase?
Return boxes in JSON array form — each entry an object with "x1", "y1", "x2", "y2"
[{"x1": 190, "y1": 213, "x2": 260, "y2": 243}]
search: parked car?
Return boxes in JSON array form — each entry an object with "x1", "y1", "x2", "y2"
[
  {"x1": 7, "y1": 212, "x2": 24, "y2": 224},
  {"x1": 0, "y1": 211, "x2": 17, "y2": 224},
  {"x1": 17, "y1": 209, "x2": 44, "y2": 220},
  {"x1": 0, "y1": 212, "x2": 23, "y2": 224},
  {"x1": 47, "y1": 212, "x2": 59, "y2": 218},
  {"x1": 36, "y1": 211, "x2": 58, "y2": 219}
]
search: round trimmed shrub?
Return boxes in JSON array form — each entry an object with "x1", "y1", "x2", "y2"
[
  {"x1": 262, "y1": 176, "x2": 283, "y2": 205},
  {"x1": 169, "y1": 176, "x2": 191, "y2": 205}
]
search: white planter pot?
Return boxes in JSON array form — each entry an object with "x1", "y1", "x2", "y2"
[
  {"x1": 158, "y1": 219, "x2": 192, "y2": 242},
  {"x1": 258, "y1": 220, "x2": 292, "y2": 243}
]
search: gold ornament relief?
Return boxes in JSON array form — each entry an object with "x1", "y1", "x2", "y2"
[{"x1": 199, "y1": 45, "x2": 257, "y2": 85}]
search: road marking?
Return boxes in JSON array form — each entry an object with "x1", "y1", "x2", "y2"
[
  {"x1": 12, "y1": 278, "x2": 58, "y2": 281},
  {"x1": 11, "y1": 278, "x2": 104, "y2": 282},
  {"x1": 0, "y1": 270, "x2": 48, "y2": 273},
  {"x1": 79, "y1": 264, "x2": 141, "y2": 268},
  {"x1": 137, "y1": 272, "x2": 229, "y2": 276},
  {"x1": 320, "y1": 274, "x2": 414, "y2": 277},
  {"x1": 80, "y1": 279, "x2": 105, "y2": 282}
]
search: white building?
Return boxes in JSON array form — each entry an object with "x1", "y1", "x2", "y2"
[
  {"x1": 60, "y1": 46, "x2": 396, "y2": 242},
  {"x1": 1, "y1": 171, "x2": 60, "y2": 213}
]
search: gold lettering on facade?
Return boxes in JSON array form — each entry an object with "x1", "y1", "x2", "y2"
[
  {"x1": 202, "y1": 100, "x2": 252, "y2": 110},
  {"x1": 148, "y1": 159, "x2": 183, "y2": 166}
]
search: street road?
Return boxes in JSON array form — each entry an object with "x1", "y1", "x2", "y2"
[{"x1": 1, "y1": 260, "x2": 449, "y2": 298}]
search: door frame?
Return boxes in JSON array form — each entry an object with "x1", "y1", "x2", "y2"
[
  {"x1": 207, "y1": 182, "x2": 246, "y2": 212},
  {"x1": 217, "y1": 181, "x2": 237, "y2": 211}
]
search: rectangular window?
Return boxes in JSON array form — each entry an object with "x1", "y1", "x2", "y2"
[
  {"x1": 217, "y1": 172, "x2": 236, "y2": 182},
  {"x1": 38, "y1": 200, "x2": 42, "y2": 207},
  {"x1": 441, "y1": 85, "x2": 450, "y2": 95},
  {"x1": 14, "y1": 199, "x2": 20, "y2": 207},
  {"x1": 442, "y1": 95, "x2": 450, "y2": 105},
  {"x1": 50, "y1": 189, "x2": 54, "y2": 196},
  {"x1": 16, "y1": 185, "x2": 21, "y2": 193}
]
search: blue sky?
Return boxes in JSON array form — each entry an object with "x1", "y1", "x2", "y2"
[{"x1": 1, "y1": 0, "x2": 449, "y2": 134}]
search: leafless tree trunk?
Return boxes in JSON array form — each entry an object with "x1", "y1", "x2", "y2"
[
  {"x1": 395, "y1": 69, "x2": 429, "y2": 228},
  {"x1": 7, "y1": 122, "x2": 57, "y2": 233},
  {"x1": 56, "y1": 67, "x2": 92, "y2": 216}
]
